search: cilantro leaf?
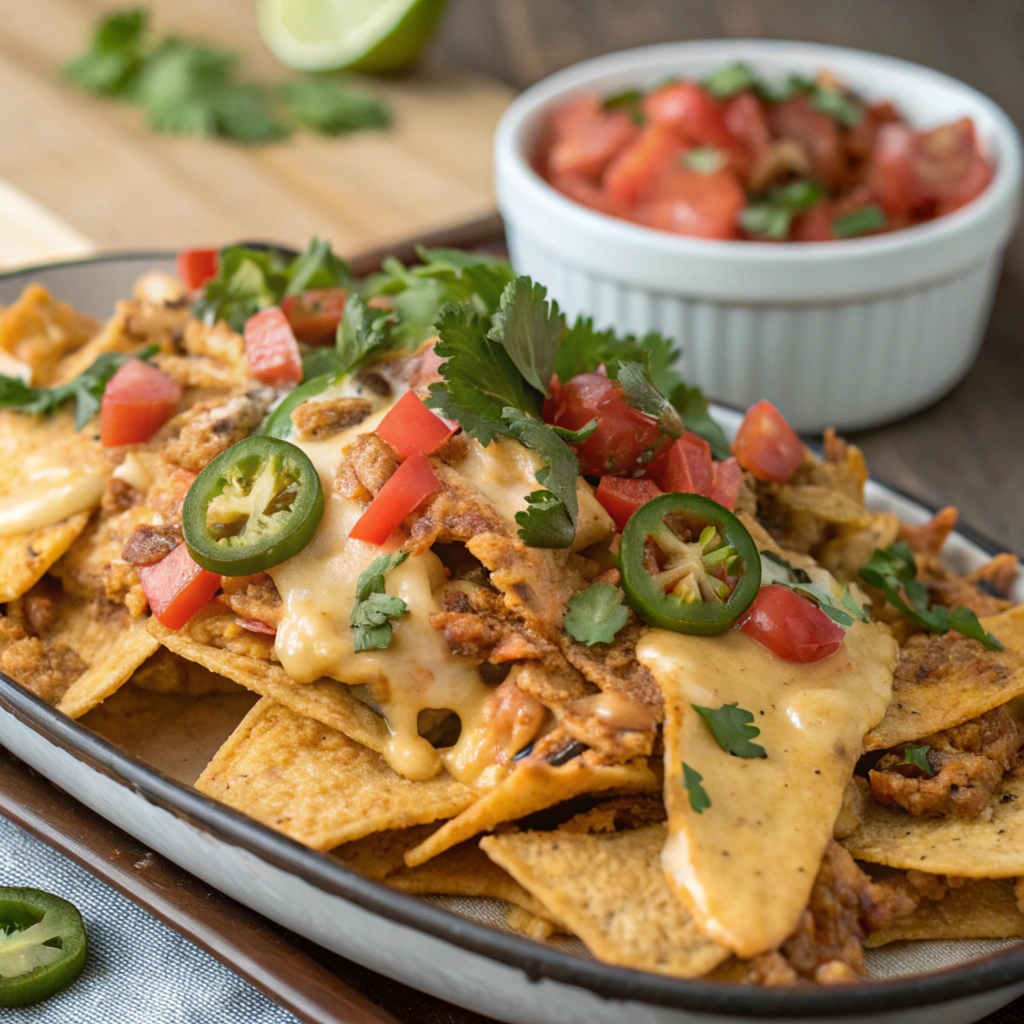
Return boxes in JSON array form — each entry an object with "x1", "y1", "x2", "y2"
[
  {"x1": 760, "y1": 550, "x2": 869, "y2": 628},
  {"x1": 833, "y1": 205, "x2": 888, "y2": 238},
  {"x1": 668, "y1": 383, "x2": 731, "y2": 460},
  {"x1": 515, "y1": 490, "x2": 576, "y2": 549},
  {"x1": 896, "y1": 744, "x2": 934, "y2": 776},
  {"x1": 487, "y1": 277, "x2": 565, "y2": 396},
  {"x1": 427, "y1": 303, "x2": 541, "y2": 445},
  {"x1": 612, "y1": 361, "x2": 683, "y2": 439},
  {"x1": 211, "y1": 83, "x2": 290, "y2": 144},
  {"x1": 693, "y1": 703, "x2": 767, "y2": 759},
  {"x1": 551, "y1": 419, "x2": 597, "y2": 443},
  {"x1": 63, "y1": 8, "x2": 148, "y2": 96},
  {"x1": 809, "y1": 86, "x2": 863, "y2": 128},
  {"x1": 554, "y1": 318, "x2": 683, "y2": 390},
  {"x1": 193, "y1": 246, "x2": 287, "y2": 331},
  {"x1": 683, "y1": 762, "x2": 711, "y2": 814},
  {"x1": 281, "y1": 78, "x2": 390, "y2": 135},
  {"x1": 285, "y1": 237, "x2": 353, "y2": 297},
  {"x1": 702, "y1": 63, "x2": 760, "y2": 99},
  {"x1": 602, "y1": 88, "x2": 644, "y2": 111},
  {"x1": 680, "y1": 146, "x2": 728, "y2": 174},
  {"x1": 741, "y1": 180, "x2": 827, "y2": 240},
  {"x1": 563, "y1": 582, "x2": 629, "y2": 646},
  {"x1": 351, "y1": 551, "x2": 409, "y2": 652},
  {"x1": 859, "y1": 542, "x2": 1003, "y2": 651},
  {"x1": 336, "y1": 295, "x2": 397, "y2": 375}
]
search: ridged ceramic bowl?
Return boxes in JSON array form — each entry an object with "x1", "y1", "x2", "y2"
[{"x1": 495, "y1": 40, "x2": 1023, "y2": 432}]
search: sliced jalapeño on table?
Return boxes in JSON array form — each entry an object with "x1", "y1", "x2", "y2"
[
  {"x1": 0, "y1": 888, "x2": 87, "y2": 1007},
  {"x1": 183, "y1": 436, "x2": 324, "y2": 575},
  {"x1": 619, "y1": 492, "x2": 761, "y2": 635}
]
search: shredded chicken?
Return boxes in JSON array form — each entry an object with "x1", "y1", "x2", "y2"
[
  {"x1": 160, "y1": 389, "x2": 272, "y2": 473},
  {"x1": 290, "y1": 397, "x2": 373, "y2": 441}
]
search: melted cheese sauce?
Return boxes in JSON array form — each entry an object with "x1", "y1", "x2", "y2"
[
  {"x1": 0, "y1": 449, "x2": 108, "y2": 536},
  {"x1": 637, "y1": 621, "x2": 897, "y2": 958}
]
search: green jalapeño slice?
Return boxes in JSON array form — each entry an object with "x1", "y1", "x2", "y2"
[
  {"x1": 620, "y1": 493, "x2": 761, "y2": 635},
  {"x1": 0, "y1": 888, "x2": 87, "y2": 1007},
  {"x1": 183, "y1": 436, "x2": 324, "y2": 575}
]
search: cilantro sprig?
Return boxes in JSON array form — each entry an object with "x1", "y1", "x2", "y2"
[
  {"x1": 683, "y1": 763, "x2": 711, "y2": 814},
  {"x1": 760, "y1": 550, "x2": 869, "y2": 628},
  {"x1": 693, "y1": 703, "x2": 767, "y2": 759},
  {"x1": 833, "y1": 205, "x2": 888, "y2": 238},
  {"x1": 563, "y1": 582, "x2": 629, "y2": 646},
  {"x1": 896, "y1": 744, "x2": 934, "y2": 776},
  {"x1": 350, "y1": 551, "x2": 409, "y2": 652},
  {"x1": 0, "y1": 345, "x2": 158, "y2": 430},
  {"x1": 741, "y1": 180, "x2": 827, "y2": 240},
  {"x1": 859, "y1": 542, "x2": 1003, "y2": 651},
  {"x1": 64, "y1": 8, "x2": 391, "y2": 145}
]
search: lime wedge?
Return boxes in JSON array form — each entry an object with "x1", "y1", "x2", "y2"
[{"x1": 257, "y1": 0, "x2": 448, "y2": 73}]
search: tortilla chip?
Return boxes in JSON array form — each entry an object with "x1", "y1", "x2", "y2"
[
  {"x1": 638, "y1": 621, "x2": 896, "y2": 958},
  {"x1": 149, "y1": 621, "x2": 389, "y2": 755},
  {"x1": 332, "y1": 825, "x2": 438, "y2": 881},
  {"x1": 0, "y1": 511, "x2": 91, "y2": 603},
  {"x1": 843, "y1": 772, "x2": 1024, "y2": 877},
  {"x1": 195, "y1": 699, "x2": 477, "y2": 851},
  {"x1": 481, "y1": 825, "x2": 729, "y2": 977},
  {"x1": 506, "y1": 906, "x2": 559, "y2": 941},
  {"x1": 865, "y1": 606, "x2": 1024, "y2": 751},
  {"x1": 403, "y1": 756, "x2": 659, "y2": 868},
  {"x1": 866, "y1": 879, "x2": 1024, "y2": 946},
  {"x1": 57, "y1": 615, "x2": 159, "y2": 718}
]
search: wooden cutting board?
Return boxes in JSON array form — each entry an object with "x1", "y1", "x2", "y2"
[{"x1": 0, "y1": 0, "x2": 513, "y2": 267}]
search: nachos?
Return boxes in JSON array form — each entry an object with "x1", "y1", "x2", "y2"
[{"x1": 0, "y1": 240, "x2": 1021, "y2": 986}]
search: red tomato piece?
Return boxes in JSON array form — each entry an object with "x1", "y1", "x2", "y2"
[
  {"x1": 790, "y1": 200, "x2": 837, "y2": 242},
  {"x1": 408, "y1": 341, "x2": 445, "y2": 390},
  {"x1": 912, "y1": 119, "x2": 978, "y2": 205},
  {"x1": 244, "y1": 307, "x2": 303, "y2": 387},
  {"x1": 651, "y1": 431, "x2": 714, "y2": 496},
  {"x1": 936, "y1": 152, "x2": 993, "y2": 215},
  {"x1": 280, "y1": 288, "x2": 347, "y2": 345},
  {"x1": 603, "y1": 123, "x2": 686, "y2": 208},
  {"x1": 176, "y1": 248, "x2": 218, "y2": 291},
  {"x1": 768, "y1": 95, "x2": 845, "y2": 190},
  {"x1": 709, "y1": 456, "x2": 745, "y2": 511},
  {"x1": 732, "y1": 400, "x2": 805, "y2": 483},
  {"x1": 349, "y1": 452, "x2": 441, "y2": 545},
  {"x1": 138, "y1": 543, "x2": 221, "y2": 631},
  {"x1": 865, "y1": 122, "x2": 917, "y2": 218},
  {"x1": 547, "y1": 97, "x2": 640, "y2": 181},
  {"x1": 546, "y1": 372, "x2": 668, "y2": 477},
  {"x1": 722, "y1": 91, "x2": 772, "y2": 162},
  {"x1": 100, "y1": 359, "x2": 181, "y2": 447},
  {"x1": 376, "y1": 391, "x2": 456, "y2": 460},
  {"x1": 639, "y1": 167, "x2": 745, "y2": 240},
  {"x1": 846, "y1": 100, "x2": 901, "y2": 165},
  {"x1": 595, "y1": 476, "x2": 663, "y2": 532},
  {"x1": 740, "y1": 585, "x2": 846, "y2": 663},
  {"x1": 549, "y1": 171, "x2": 624, "y2": 216}
]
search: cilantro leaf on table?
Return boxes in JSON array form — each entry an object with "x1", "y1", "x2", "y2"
[
  {"x1": 487, "y1": 277, "x2": 565, "y2": 395},
  {"x1": 683, "y1": 762, "x2": 711, "y2": 814},
  {"x1": 563, "y1": 582, "x2": 629, "y2": 646},
  {"x1": 760, "y1": 550, "x2": 869, "y2": 628},
  {"x1": 896, "y1": 744, "x2": 934, "y2": 776},
  {"x1": 281, "y1": 78, "x2": 391, "y2": 135},
  {"x1": 350, "y1": 551, "x2": 409, "y2": 652},
  {"x1": 63, "y1": 7, "x2": 149, "y2": 97},
  {"x1": 859, "y1": 542, "x2": 1003, "y2": 650},
  {"x1": 0, "y1": 346, "x2": 158, "y2": 430},
  {"x1": 427, "y1": 304, "x2": 541, "y2": 445},
  {"x1": 514, "y1": 491, "x2": 575, "y2": 549},
  {"x1": 693, "y1": 703, "x2": 767, "y2": 759}
]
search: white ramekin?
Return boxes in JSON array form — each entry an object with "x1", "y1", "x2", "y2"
[{"x1": 495, "y1": 40, "x2": 1023, "y2": 432}]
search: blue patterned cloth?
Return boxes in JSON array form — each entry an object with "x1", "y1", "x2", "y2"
[{"x1": 0, "y1": 814, "x2": 301, "y2": 1022}]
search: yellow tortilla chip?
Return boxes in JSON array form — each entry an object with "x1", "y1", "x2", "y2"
[
  {"x1": 195, "y1": 699, "x2": 477, "y2": 851},
  {"x1": 404, "y1": 756, "x2": 658, "y2": 868},
  {"x1": 867, "y1": 879, "x2": 1024, "y2": 947},
  {"x1": 638, "y1": 621, "x2": 896, "y2": 958},
  {"x1": 57, "y1": 615, "x2": 159, "y2": 718},
  {"x1": 866, "y1": 606, "x2": 1024, "y2": 751},
  {"x1": 332, "y1": 826, "x2": 438, "y2": 881},
  {"x1": 149, "y1": 621, "x2": 389, "y2": 755},
  {"x1": 481, "y1": 825, "x2": 729, "y2": 977},
  {"x1": 0, "y1": 511, "x2": 91, "y2": 603},
  {"x1": 843, "y1": 772, "x2": 1024, "y2": 877},
  {"x1": 506, "y1": 906, "x2": 560, "y2": 941}
]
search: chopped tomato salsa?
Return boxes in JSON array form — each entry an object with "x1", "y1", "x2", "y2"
[{"x1": 537, "y1": 66, "x2": 993, "y2": 241}]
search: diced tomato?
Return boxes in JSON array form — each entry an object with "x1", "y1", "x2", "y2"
[
  {"x1": 100, "y1": 359, "x2": 181, "y2": 447},
  {"x1": 651, "y1": 431, "x2": 713, "y2": 496},
  {"x1": 176, "y1": 248, "x2": 218, "y2": 291},
  {"x1": 408, "y1": 341, "x2": 445, "y2": 390},
  {"x1": 595, "y1": 476, "x2": 663, "y2": 532},
  {"x1": 349, "y1": 452, "x2": 441, "y2": 546},
  {"x1": 280, "y1": 288, "x2": 347, "y2": 345},
  {"x1": 790, "y1": 200, "x2": 837, "y2": 242},
  {"x1": 936, "y1": 152, "x2": 993, "y2": 215},
  {"x1": 732, "y1": 400, "x2": 805, "y2": 483},
  {"x1": 723, "y1": 91, "x2": 772, "y2": 161},
  {"x1": 244, "y1": 307, "x2": 303, "y2": 387},
  {"x1": 912, "y1": 119, "x2": 978, "y2": 205},
  {"x1": 603, "y1": 123, "x2": 685, "y2": 208},
  {"x1": 549, "y1": 171, "x2": 624, "y2": 216},
  {"x1": 865, "y1": 122, "x2": 917, "y2": 218},
  {"x1": 768, "y1": 95, "x2": 845, "y2": 189},
  {"x1": 639, "y1": 166, "x2": 745, "y2": 239},
  {"x1": 376, "y1": 391, "x2": 456, "y2": 460},
  {"x1": 740, "y1": 585, "x2": 846, "y2": 663},
  {"x1": 545, "y1": 371, "x2": 668, "y2": 477},
  {"x1": 547, "y1": 96, "x2": 640, "y2": 181},
  {"x1": 709, "y1": 456, "x2": 745, "y2": 511},
  {"x1": 846, "y1": 100, "x2": 901, "y2": 165},
  {"x1": 138, "y1": 543, "x2": 221, "y2": 631}
]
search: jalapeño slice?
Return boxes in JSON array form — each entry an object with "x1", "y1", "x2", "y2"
[
  {"x1": 0, "y1": 888, "x2": 87, "y2": 1007},
  {"x1": 620, "y1": 493, "x2": 761, "y2": 635},
  {"x1": 183, "y1": 436, "x2": 323, "y2": 575}
]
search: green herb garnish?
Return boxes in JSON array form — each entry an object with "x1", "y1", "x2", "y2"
[
  {"x1": 351, "y1": 551, "x2": 409, "y2": 652},
  {"x1": 741, "y1": 180, "x2": 827, "y2": 240},
  {"x1": 683, "y1": 762, "x2": 711, "y2": 814},
  {"x1": 680, "y1": 147, "x2": 727, "y2": 174},
  {"x1": 693, "y1": 703, "x2": 767, "y2": 759},
  {"x1": 280, "y1": 78, "x2": 390, "y2": 135},
  {"x1": 760, "y1": 550, "x2": 869, "y2": 627},
  {"x1": 701, "y1": 63, "x2": 759, "y2": 99},
  {"x1": 833, "y1": 205, "x2": 888, "y2": 238},
  {"x1": 896, "y1": 744, "x2": 934, "y2": 776},
  {"x1": 563, "y1": 582, "x2": 630, "y2": 646}
]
